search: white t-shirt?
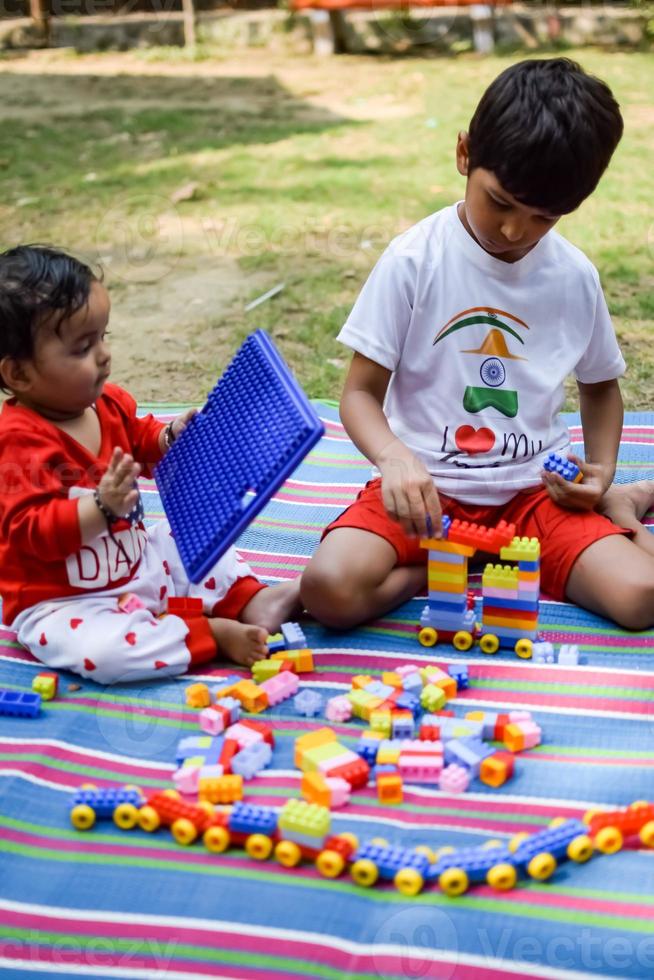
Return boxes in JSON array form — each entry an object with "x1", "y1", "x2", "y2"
[{"x1": 337, "y1": 203, "x2": 626, "y2": 505}]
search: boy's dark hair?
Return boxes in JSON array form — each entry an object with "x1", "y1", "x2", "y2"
[
  {"x1": 0, "y1": 245, "x2": 100, "y2": 392},
  {"x1": 467, "y1": 58, "x2": 624, "y2": 215}
]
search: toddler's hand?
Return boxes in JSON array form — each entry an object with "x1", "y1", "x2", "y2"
[
  {"x1": 97, "y1": 447, "x2": 141, "y2": 519},
  {"x1": 541, "y1": 454, "x2": 610, "y2": 512},
  {"x1": 378, "y1": 446, "x2": 442, "y2": 538},
  {"x1": 170, "y1": 408, "x2": 198, "y2": 443}
]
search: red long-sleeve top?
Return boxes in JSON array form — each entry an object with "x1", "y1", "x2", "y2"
[{"x1": 0, "y1": 384, "x2": 164, "y2": 625}]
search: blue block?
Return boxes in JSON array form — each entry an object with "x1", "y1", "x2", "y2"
[
  {"x1": 231, "y1": 742, "x2": 273, "y2": 779},
  {"x1": 0, "y1": 689, "x2": 41, "y2": 718},
  {"x1": 433, "y1": 843, "x2": 513, "y2": 885},
  {"x1": 447, "y1": 664, "x2": 469, "y2": 690},
  {"x1": 516, "y1": 559, "x2": 540, "y2": 572},
  {"x1": 426, "y1": 592, "x2": 468, "y2": 610},
  {"x1": 356, "y1": 736, "x2": 382, "y2": 764},
  {"x1": 513, "y1": 820, "x2": 589, "y2": 869},
  {"x1": 364, "y1": 681, "x2": 394, "y2": 700},
  {"x1": 481, "y1": 625, "x2": 539, "y2": 643},
  {"x1": 402, "y1": 672, "x2": 423, "y2": 694},
  {"x1": 266, "y1": 635, "x2": 286, "y2": 655},
  {"x1": 293, "y1": 689, "x2": 323, "y2": 717},
  {"x1": 427, "y1": 549, "x2": 466, "y2": 566},
  {"x1": 394, "y1": 692, "x2": 421, "y2": 716},
  {"x1": 543, "y1": 452, "x2": 581, "y2": 483},
  {"x1": 155, "y1": 330, "x2": 324, "y2": 582},
  {"x1": 71, "y1": 787, "x2": 143, "y2": 818},
  {"x1": 482, "y1": 595, "x2": 539, "y2": 612},
  {"x1": 354, "y1": 842, "x2": 430, "y2": 882},
  {"x1": 281, "y1": 622, "x2": 306, "y2": 650},
  {"x1": 216, "y1": 695, "x2": 241, "y2": 723},
  {"x1": 229, "y1": 802, "x2": 278, "y2": 836},
  {"x1": 392, "y1": 716, "x2": 415, "y2": 739}
]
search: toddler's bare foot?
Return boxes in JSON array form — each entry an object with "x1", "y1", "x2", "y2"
[
  {"x1": 599, "y1": 480, "x2": 654, "y2": 529},
  {"x1": 208, "y1": 618, "x2": 268, "y2": 668},
  {"x1": 240, "y1": 579, "x2": 303, "y2": 635}
]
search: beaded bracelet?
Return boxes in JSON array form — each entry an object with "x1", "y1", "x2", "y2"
[
  {"x1": 164, "y1": 421, "x2": 176, "y2": 449},
  {"x1": 93, "y1": 487, "x2": 120, "y2": 526}
]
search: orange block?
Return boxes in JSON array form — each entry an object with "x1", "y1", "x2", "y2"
[
  {"x1": 231, "y1": 679, "x2": 269, "y2": 714},
  {"x1": 351, "y1": 675, "x2": 374, "y2": 689},
  {"x1": 480, "y1": 753, "x2": 514, "y2": 788},
  {"x1": 382, "y1": 672, "x2": 403, "y2": 689},
  {"x1": 294, "y1": 727, "x2": 337, "y2": 768},
  {"x1": 377, "y1": 773, "x2": 403, "y2": 805},
  {"x1": 185, "y1": 683, "x2": 211, "y2": 709},
  {"x1": 301, "y1": 772, "x2": 331, "y2": 807},
  {"x1": 503, "y1": 723, "x2": 525, "y2": 753}
]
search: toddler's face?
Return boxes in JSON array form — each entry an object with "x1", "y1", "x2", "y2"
[
  {"x1": 456, "y1": 135, "x2": 561, "y2": 263},
  {"x1": 24, "y1": 280, "x2": 112, "y2": 418}
]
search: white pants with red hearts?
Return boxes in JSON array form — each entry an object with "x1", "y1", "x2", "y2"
[{"x1": 13, "y1": 521, "x2": 256, "y2": 685}]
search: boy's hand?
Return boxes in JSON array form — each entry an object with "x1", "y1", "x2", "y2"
[
  {"x1": 541, "y1": 454, "x2": 612, "y2": 512},
  {"x1": 378, "y1": 444, "x2": 442, "y2": 538},
  {"x1": 97, "y1": 447, "x2": 141, "y2": 519}
]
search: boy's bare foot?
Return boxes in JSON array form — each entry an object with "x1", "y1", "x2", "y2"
[
  {"x1": 599, "y1": 480, "x2": 654, "y2": 529},
  {"x1": 240, "y1": 578, "x2": 303, "y2": 635},
  {"x1": 208, "y1": 618, "x2": 268, "y2": 668}
]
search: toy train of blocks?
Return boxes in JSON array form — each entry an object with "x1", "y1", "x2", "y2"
[{"x1": 418, "y1": 515, "x2": 541, "y2": 658}]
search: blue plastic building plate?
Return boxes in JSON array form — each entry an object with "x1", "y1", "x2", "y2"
[{"x1": 154, "y1": 330, "x2": 324, "y2": 582}]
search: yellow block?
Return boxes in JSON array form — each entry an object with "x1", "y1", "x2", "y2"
[
  {"x1": 500, "y1": 536, "x2": 540, "y2": 562},
  {"x1": 351, "y1": 675, "x2": 374, "y2": 689},
  {"x1": 382, "y1": 671, "x2": 403, "y2": 689},
  {"x1": 377, "y1": 746, "x2": 401, "y2": 765},
  {"x1": 271, "y1": 648, "x2": 314, "y2": 672},
  {"x1": 428, "y1": 577, "x2": 467, "y2": 595},
  {"x1": 294, "y1": 727, "x2": 337, "y2": 768},
  {"x1": 483, "y1": 613, "x2": 538, "y2": 632},
  {"x1": 231, "y1": 679, "x2": 268, "y2": 713},
  {"x1": 427, "y1": 568, "x2": 468, "y2": 586},
  {"x1": 360, "y1": 697, "x2": 384, "y2": 722},
  {"x1": 482, "y1": 563, "x2": 519, "y2": 590}
]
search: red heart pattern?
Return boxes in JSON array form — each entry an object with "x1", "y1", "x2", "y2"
[
  {"x1": 154, "y1": 660, "x2": 168, "y2": 669},
  {"x1": 454, "y1": 425, "x2": 495, "y2": 455},
  {"x1": 160, "y1": 585, "x2": 167, "y2": 600},
  {"x1": 84, "y1": 658, "x2": 96, "y2": 671},
  {"x1": 70, "y1": 618, "x2": 83, "y2": 630},
  {"x1": 125, "y1": 632, "x2": 137, "y2": 646},
  {"x1": 204, "y1": 577, "x2": 216, "y2": 590},
  {"x1": 163, "y1": 561, "x2": 171, "y2": 575},
  {"x1": 39, "y1": 633, "x2": 47, "y2": 646}
]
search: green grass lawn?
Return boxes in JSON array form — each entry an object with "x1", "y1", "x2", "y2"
[{"x1": 0, "y1": 47, "x2": 652, "y2": 408}]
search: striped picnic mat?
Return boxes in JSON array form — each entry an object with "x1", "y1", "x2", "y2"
[{"x1": 0, "y1": 402, "x2": 652, "y2": 980}]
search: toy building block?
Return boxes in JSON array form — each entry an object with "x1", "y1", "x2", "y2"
[
  {"x1": 369, "y1": 709, "x2": 392, "y2": 735},
  {"x1": 499, "y1": 536, "x2": 540, "y2": 563},
  {"x1": 173, "y1": 763, "x2": 204, "y2": 795},
  {"x1": 558, "y1": 644, "x2": 580, "y2": 666},
  {"x1": 395, "y1": 692, "x2": 421, "y2": 716},
  {"x1": 271, "y1": 648, "x2": 314, "y2": 673},
  {"x1": 225, "y1": 722, "x2": 264, "y2": 750},
  {"x1": 229, "y1": 801, "x2": 279, "y2": 837},
  {"x1": 480, "y1": 752, "x2": 515, "y2": 788},
  {"x1": 199, "y1": 707, "x2": 226, "y2": 736},
  {"x1": 251, "y1": 659, "x2": 283, "y2": 683},
  {"x1": 260, "y1": 670, "x2": 299, "y2": 706},
  {"x1": 377, "y1": 772, "x2": 403, "y2": 805},
  {"x1": 294, "y1": 727, "x2": 337, "y2": 768},
  {"x1": 421, "y1": 684, "x2": 446, "y2": 713},
  {"x1": 186, "y1": 683, "x2": 212, "y2": 709},
  {"x1": 231, "y1": 741, "x2": 273, "y2": 779},
  {"x1": 392, "y1": 712, "x2": 415, "y2": 740},
  {"x1": 281, "y1": 621, "x2": 307, "y2": 650},
  {"x1": 293, "y1": 689, "x2": 323, "y2": 717},
  {"x1": 482, "y1": 563, "x2": 519, "y2": 591},
  {"x1": 351, "y1": 674, "x2": 374, "y2": 689},
  {"x1": 117, "y1": 591, "x2": 146, "y2": 613},
  {"x1": 325, "y1": 776, "x2": 351, "y2": 808},
  {"x1": 448, "y1": 664, "x2": 469, "y2": 690},
  {"x1": 543, "y1": 452, "x2": 582, "y2": 483},
  {"x1": 32, "y1": 672, "x2": 58, "y2": 701},
  {"x1": 239, "y1": 717, "x2": 275, "y2": 747},
  {"x1": 199, "y1": 773, "x2": 243, "y2": 804},
  {"x1": 302, "y1": 771, "x2": 331, "y2": 807},
  {"x1": 355, "y1": 731, "x2": 384, "y2": 763},
  {"x1": 266, "y1": 632, "x2": 286, "y2": 655},
  {"x1": 231, "y1": 679, "x2": 268, "y2": 714},
  {"x1": 0, "y1": 689, "x2": 41, "y2": 718},
  {"x1": 439, "y1": 763, "x2": 470, "y2": 794},
  {"x1": 215, "y1": 696, "x2": 241, "y2": 724},
  {"x1": 328, "y1": 756, "x2": 370, "y2": 789},
  {"x1": 70, "y1": 785, "x2": 146, "y2": 830},
  {"x1": 278, "y1": 799, "x2": 331, "y2": 840},
  {"x1": 155, "y1": 330, "x2": 324, "y2": 582},
  {"x1": 382, "y1": 671, "x2": 403, "y2": 689},
  {"x1": 326, "y1": 695, "x2": 353, "y2": 722},
  {"x1": 532, "y1": 641, "x2": 556, "y2": 664},
  {"x1": 219, "y1": 738, "x2": 240, "y2": 773}
]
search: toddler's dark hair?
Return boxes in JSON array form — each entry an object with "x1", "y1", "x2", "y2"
[
  {"x1": 467, "y1": 58, "x2": 624, "y2": 214},
  {"x1": 0, "y1": 245, "x2": 100, "y2": 392}
]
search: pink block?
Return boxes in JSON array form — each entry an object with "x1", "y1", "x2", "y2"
[
  {"x1": 509, "y1": 710, "x2": 532, "y2": 723},
  {"x1": 400, "y1": 739, "x2": 443, "y2": 755},
  {"x1": 260, "y1": 671, "x2": 299, "y2": 706},
  {"x1": 326, "y1": 696, "x2": 353, "y2": 722},
  {"x1": 118, "y1": 592, "x2": 146, "y2": 613},
  {"x1": 482, "y1": 586, "x2": 518, "y2": 600},
  {"x1": 172, "y1": 764, "x2": 201, "y2": 794},
  {"x1": 325, "y1": 776, "x2": 351, "y2": 808},
  {"x1": 396, "y1": 665, "x2": 421, "y2": 678},
  {"x1": 438, "y1": 763, "x2": 470, "y2": 793},
  {"x1": 518, "y1": 721, "x2": 542, "y2": 749},
  {"x1": 225, "y1": 722, "x2": 263, "y2": 749},
  {"x1": 399, "y1": 760, "x2": 442, "y2": 783},
  {"x1": 199, "y1": 708, "x2": 225, "y2": 736}
]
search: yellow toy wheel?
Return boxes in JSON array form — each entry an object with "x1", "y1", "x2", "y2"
[
  {"x1": 113, "y1": 802, "x2": 139, "y2": 830},
  {"x1": 245, "y1": 834, "x2": 273, "y2": 861},
  {"x1": 418, "y1": 627, "x2": 438, "y2": 648},
  {"x1": 486, "y1": 863, "x2": 517, "y2": 891},
  {"x1": 351, "y1": 858, "x2": 379, "y2": 887},
  {"x1": 395, "y1": 868, "x2": 424, "y2": 897},
  {"x1": 567, "y1": 835, "x2": 593, "y2": 863},
  {"x1": 439, "y1": 867, "x2": 469, "y2": 896},
  {"x1": 172, "y1": 818, "x2": 198, "y2": 846},
  {"x1": 595, "y1": 826, "x2": 623, "y2": 854},
  {"x1": 527, "y1": 852, "x2": 557, "y2": 881},
  {"x1": 137, "y1": 805, "x2": 161, "y2": 833},
  {"x1": 480, "y1": 634, "x2": 500, "y2": 654},
  {"x1": 275, "y1": 840, "x2": 302, "y2": 868},
  {"x1": 316, "y1": 849, "x2": 345, "y2": 879},
  {"x1": 508, "y1": 832, "x2": 530, "y2": 854},
  {"x1": 203, "y1": 825, "x2": 230, "y2": 853},
  {"x1": 515, "y1": 638, "x2": 533, "y2": 660},
  {"x1": 639, "y1": 821, "x2": 654, "y2": 848},
  {"x1": 70, "y1": 803, "x2": 96, "y2": 831},
  {"x1": 453, "y1": 630, "x2": 473, "y2": 652}
]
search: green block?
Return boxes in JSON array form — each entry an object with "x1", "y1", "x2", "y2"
[
  {"x1": 278, "y1": 799, "x2": 330, "y2": 837},
  {"x1": 301, "y1": 741, "x2": 347, "y2": 771},
  {"x1": 252, "y1": 659, "x2": 281, "y2": 683}
]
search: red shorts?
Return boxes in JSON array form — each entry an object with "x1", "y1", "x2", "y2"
[
  {"x1": 323, "y1": 478, "x2": 630, "y2": 601},
  {"x1": 212, "y1": 575, "x2": 266, "y2": 620}
]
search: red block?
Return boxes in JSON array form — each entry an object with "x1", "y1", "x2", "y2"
[
  {"x1": 240, "y1": 718, "x2": 275, "y2": 747},
  {"x1": 419, "y1": 724, "x2": 441, "y2": 741},
  {"x1": 218, "y1": 738, "x2": 240, "y2": 773},
  {"x1": 494, "y1": 713, "x2": 511, "y2": 740},
  {"x1": 328, "y1": 757, "x2": 370, "y2": 790}
]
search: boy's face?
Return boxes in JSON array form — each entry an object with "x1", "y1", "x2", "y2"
[
  {"x1": 456, "y1": 132, "x2": 561, "y2": 263},
  {"x1": 16, "y1": 280, "x2": 112, "y2": 419}
]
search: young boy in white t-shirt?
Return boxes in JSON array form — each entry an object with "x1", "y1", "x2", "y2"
[{"x1": 301, "y1": 57, "x2": 654, "y2": 633}]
